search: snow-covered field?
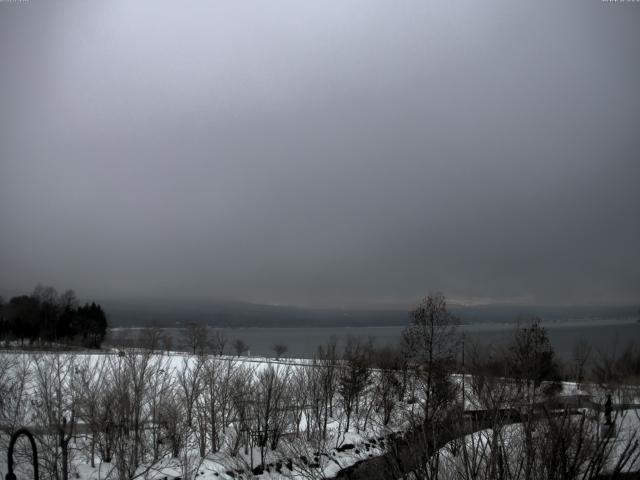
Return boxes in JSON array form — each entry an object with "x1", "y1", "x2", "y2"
[
  {"x1": 1, "y1": 350, "x2": 638, "y2": 480},
  {"x1": 0, "y1": 350, "x2": 408, "y2": 480}
]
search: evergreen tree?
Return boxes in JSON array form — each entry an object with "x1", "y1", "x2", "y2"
[{"x1": 1, "y1": 287, "x2": 108, "y2": 348}]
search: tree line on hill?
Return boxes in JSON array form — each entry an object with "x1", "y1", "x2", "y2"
[{"x1": 0, "y1": 284, "x2": 108, "y2": 348}]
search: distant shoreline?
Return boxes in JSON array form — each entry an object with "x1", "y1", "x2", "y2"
[{"x1": 109, "y1": 316, "x2": 639, "y2": 331}]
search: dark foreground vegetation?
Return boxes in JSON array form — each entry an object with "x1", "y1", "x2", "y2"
[
  {"x1": 0, "y1": 294, "x2": 639, "y2": 480},
  {"x1": 0, "y1": 285, "x2": 108, "y2": 348}
]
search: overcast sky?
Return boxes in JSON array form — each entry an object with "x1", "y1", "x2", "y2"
[{"x1": 1, "y1": 0, "x2": 639, "y2": 308}]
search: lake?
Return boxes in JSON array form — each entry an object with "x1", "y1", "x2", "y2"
[{"x1": 108, "y1": 318, "x2": 640, "y2": 360}]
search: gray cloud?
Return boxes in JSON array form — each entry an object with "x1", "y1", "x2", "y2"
[{"x1": 1, "y1": 0, "x2": 639, "y2": 307}]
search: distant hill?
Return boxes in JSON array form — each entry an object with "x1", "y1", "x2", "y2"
[
  {"x1": 101, "y1": 299, "x2": 639, "y2": 328},
  {"x1": 448, "y1": 304, "x2": 639, "y2": 324},
  {"x1": 103, "y1": 299, "x2": 408, "y2": 328}
]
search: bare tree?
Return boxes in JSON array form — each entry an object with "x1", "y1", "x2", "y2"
[
  {"x1": 509, "y1": 320, "x2": 561, "y2": 405},
  {"x1": 443, "y1": 412, "x2": 640, "y2": 479},
  {"x1": 254, "y1": 364, "x2": 292, "y2": 461},
  {"x1": 32, "y1": 353, "x2": 79, "y2": 480},
  {"x1": 371, "y1": 346, "x2": 404, "y2": 427},
  {"x1": 392, "y1": 294, "x2": 462, "y2": 479},
  {"x1": 106, "y1": 350, "x2": 157, "y2": 480},
  {"x1": 209, "y1": 329, "x2": 227, "y2": 355},
  {"x1": 290, "y1": 367, "x2": 310, "y2": 438},
  {"x1": 463, "y1": 341, "x2": 523, "y2": 479},
  {"x1": 592, "y1": 342, "x2": 640, "y2": 404},
  {"x1": 302, "y1": 339, "x2": 339, "y2": 442},
  {"x1": 230, "y1": 363, "x2": 257, "y2": 457},
  {"x1": 139, "y1": 326, "x2": 165, "y2": 352},
  {"x1": 0, "y1": 353, "x2": 31, "y2": 433},
  {"x1": 233, "y1": 338, "x2": 249, "y2": 356},
  {"x1": 273, "y1": 344, "x2": 288, "y2": 359},
  {"x1": 76, "y1": 355, "x2": 110, "y2": 468},
  {"x1": 177, "y1": 356, "x2": 204, "y2": 429},
  {"x1": 146, "y1": 353, "x2": 175, "y2": 462},
  {"x1": 338, "y1": 337, "x2": 371, "y2": 432},
  {"x1": 570, "y1": 339, "x2": 591, "y2": 385},
  {"x1": 158, "y1": 389, "x2": 185, "y2": 458},
  {"x1": 201, "y1": 356, "x2": 238, "y2": 453},
  {"x1": 403, "y1": 294, "x2": 459, "y2": 425},
  {"x1": 183, "y1": 322, "x2": 209, "y2": 355}
]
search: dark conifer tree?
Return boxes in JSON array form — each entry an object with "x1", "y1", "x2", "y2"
[{"x1": 1, "y1": 287, "x2": 108, "y2": 348}]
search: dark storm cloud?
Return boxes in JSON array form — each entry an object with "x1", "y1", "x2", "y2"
[{"x1": 1, "y1": 0, "x2": 639, "y2": 307}]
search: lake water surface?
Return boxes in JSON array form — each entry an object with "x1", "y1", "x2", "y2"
[
  {"x1": 221, "y1": 319, "x2": 639, "y2": 359},
  {"x1": 111, "y1": 318, "x2": 640, "y2": 359}
]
